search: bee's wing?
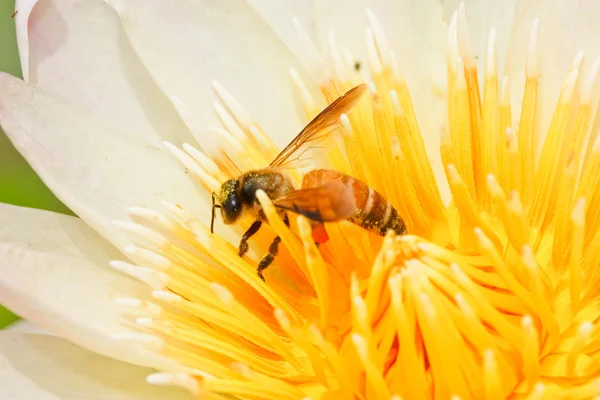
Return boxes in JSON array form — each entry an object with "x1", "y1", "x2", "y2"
[
  {"x1": 273, "y1": 169, "x2": 358, "y2": 222},
  {"x1": 269, "y1": 84, "x2": 367, "y2": 169}
]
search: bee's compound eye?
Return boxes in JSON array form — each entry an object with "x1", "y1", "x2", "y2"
[
  {"x1": 226, "y1": 198, "x2": 239, "y2": 212},
  {"x1": 222, "y1": 196, "x2": 242, "y2": 224}
]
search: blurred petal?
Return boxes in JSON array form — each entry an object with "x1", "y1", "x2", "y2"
[
  {"x1": 4, "y1": 320, "x2": 49, "y2": 334},
  {"x1": 0, "y1": 243, "x2": 154, "y2": 367},
  {"x1": 23, "y1": 0, "x2": 194, "y2": 145},
  {"x1": 0, "y1": 201, "x2": 119, "y2": 263},
  {"x1": 14, "y1": 0, "x2": 38, "y2": 81},
  {"x1": 0, "y1": 203, "x2": 178, "y2": 369},
  {"x1": 505, "y1": 0, "x2": 600, "y2": 141},
  {"x1": 108, "y1": 0, "x2": 320, "y2": 150},
  {"x1": 0, "y1": 73, "x2": 208, "y2": 250},
  {"x1": 0, "y1": 333, "x2": 194, "y2": 400}
]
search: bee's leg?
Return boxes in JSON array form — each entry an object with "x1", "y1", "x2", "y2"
[
  {"x1": 257, "y1": 215, "x2": 289, "y2": 281},
  {"x1": 257, "y1": 238, "x2": 280, "y2": 281},
  {"x1": 238, "y1": 220, "x2": 262, "y2": 257}
]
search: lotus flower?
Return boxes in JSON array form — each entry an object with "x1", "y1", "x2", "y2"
[{"x1": 2, "y1": 0, "x2": 600, "y2": 399}]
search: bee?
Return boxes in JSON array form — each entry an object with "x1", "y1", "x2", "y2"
[{"x1": 211, "y1": 84, "x2": 406, "y2": 281}]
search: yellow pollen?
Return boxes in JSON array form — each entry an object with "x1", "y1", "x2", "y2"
[{"x1": 109, "y1": 5, "x2": 600, "y2": 400}]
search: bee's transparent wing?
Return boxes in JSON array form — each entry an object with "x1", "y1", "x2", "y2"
[{"x1": 269, "y1": 84, "x2": 367, "y2": 169}]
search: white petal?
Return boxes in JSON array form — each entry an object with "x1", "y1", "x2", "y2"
[
  {"x1": 0, "y1": 73, "x2": 209, "y2": 250},
  {"x1": 22, "y1": 0, "x2": 194, "y2": 146},
  {"x1": 14, "y1": 0, "x2": 39, "y2": 81},
  {"x1": 0, "y1": 333, "x2": 194, "y2": 400},
  {"x1": 0, "y1": 201, "x2": 119, "y2": 263},
  {"x1": 0, "y1": 242, "x2": 174, "y2": 369},
  {"x1": 0, "y1": 202, "x2": 178, "y2": 370},
  {"x1": 108, "y1": 0, "x2": 321, "y2": 150},
  {"x1": 505, "y1": 0, "x2": 600, "y2": 140},
  {"x1": 4, "y1": 320, "x2": 50, "y2": 334}
]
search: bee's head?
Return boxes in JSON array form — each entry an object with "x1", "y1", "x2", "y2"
[{"x1": 211, "y1": 179, "x2": 242, "y2": 232}]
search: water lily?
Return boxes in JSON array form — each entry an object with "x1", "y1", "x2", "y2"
[{"x1": 2, "y1": 0, "x2": 600, "y2": 398}]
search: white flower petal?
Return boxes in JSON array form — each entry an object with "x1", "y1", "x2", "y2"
[
  {"x1": 0, "y1": 333, "x2": 194, "y2": 400},
  {"x1": 0, "y1": 241, "x2": 174, "y2": 369},
  {"x1": 108, "y1": 0, "x2": 321, "y2": 150},
  {"x1": 505, "y1": 0, "x2": 600, "y2": 140},
  {"x1": 0, "y1": 202, "x2": 119, "y2": 263},
  {"x1": 4, "y1": 320, "x2": 50, "y2": 334},
  {"x1": 14, "y1": 0, "x2": 39, "y2": 81},
  {"x1": 22, "y1": 0, "x2": 194, "y2": 146},
  {"x1": 0, "y1": 203, "x2": 182, "y2": 370},
  {"x1": 0, "y1": 73, "x2": 209, "y2": 250}
]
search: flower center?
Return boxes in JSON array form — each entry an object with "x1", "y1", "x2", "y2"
[{"x1": 110, "y1": 5, "x2": 600, "y2": 399}]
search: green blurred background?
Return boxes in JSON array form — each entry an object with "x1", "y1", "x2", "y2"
[{"x1": 0, "y1": 1, "x2": 70, "y2": 328}]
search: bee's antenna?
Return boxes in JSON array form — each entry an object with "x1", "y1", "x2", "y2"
[{"x1": 211, "y1": 192, "x2": 220, "y2": 234}]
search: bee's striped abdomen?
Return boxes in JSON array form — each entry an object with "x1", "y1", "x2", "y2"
[{"x1": 347, "y1": 178, "x2": 406, "y2": 236}]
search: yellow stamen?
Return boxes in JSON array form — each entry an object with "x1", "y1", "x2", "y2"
[
  {"x1": 481, "y1": 28, "x2": 499, "y2": 212},
  {"x1": 498, "y1": 76, "x2": 511, "y2": 190},
  {"x1": 518, "y1": 18, "x2": 539, "y2": 204},
  {"x1": 110, "y1": 6, "x2": 600, "y2": 399}
]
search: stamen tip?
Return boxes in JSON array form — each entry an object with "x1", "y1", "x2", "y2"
[
  {"x1": 146, "y1": 372, "x2": 170, "y2": 385},
  {"x1": 592, "y1": 134, "x2": 600, "y2": 154},
  {"x1": 122, "y1": 245, "x2": 137, "y2": 255},
  {"x1": 571, "y1": 197, "x2": 586, "y2": 225},
  {"x1": 147, "y1": 372, "x2": 200, "y2": 395},
  {"x1": 290, "y1": 67, "x2": 300, "y2": 80},
  {"x1": 473, "y1": 226, "x2": 484, "y2": 238},
  {"x1": 210, "y1": 282, "x2": 233, "y2": 304},
  {"x1": 152, "y1": 290, "x2": 183, "y2": 303},
  {"x1": 110, "y1": 260, "x2": 168, "y2": 289},
  {"x1": 483, "y1": 347, "x2": 495, "y2": 360},
  {"x1": 211, "y1": 79, "x2": 222, "y2": 91},
  {"x1": 274, "y1": 308, "x2": 292, "y2": 331},
  {"x1": 579, "y1": 321, "x2": 593, "y2": 336},
  {"x1": 136, "y1": 317, "x2": 153, "y2": 327},
  {"x1": 533, "y1": 382, "x2": 546, "y2": 393},
  {"x1": 327, "y1": 29, "x2": 335, "y2": 43},
  {"x1": 162, "y1": 141, "x2": 177, "y2": 151},
  {"x1": 367, "y1": 81, "x2": 377, "y2": 94},
  {"x1": 446, "y1": 164, "x2": 461, "y2": 183}
]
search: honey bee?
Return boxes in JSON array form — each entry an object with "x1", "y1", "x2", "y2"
[{"x1": 211, "y1": 84, "x2": 406, "y2": 281}]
